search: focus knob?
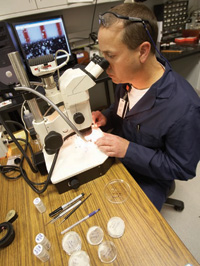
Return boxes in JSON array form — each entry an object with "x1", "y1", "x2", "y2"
[
  {"x1": 73, "y1": 112, "x2": 85, "y2": 124},
  {"x1": 68, "y1": 178, "x2": 80, "y2": 189}
]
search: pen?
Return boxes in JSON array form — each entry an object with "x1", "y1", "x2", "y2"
[
  {"x1": 61, "y1": 208, "x2": 100, "y2": 235},
  {"x1": 58, "y1": 193, "x2": 92, "y2": 226},
  {"x1": 46, "y1": 200, "x2": 82, "y2": 225},
  {"x1": 49, "y1": 193, "x2": 84, "y2": 217}
]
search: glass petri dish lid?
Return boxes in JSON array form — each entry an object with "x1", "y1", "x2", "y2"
[
  {"x1": 86, "y1": 226, "x2": 104, "y2": 245},
  {"x1": 98, "y1": 241, "x2": 117, "y2": 263},
  {"x1": 104, "y1": 179, "x2": 131, "y2": 203}
]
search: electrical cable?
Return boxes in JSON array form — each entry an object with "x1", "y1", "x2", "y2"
[
  {"x1": 0, "y1": 165, "x2": 21, "y2": 180},
  {"x1": 0, "y1": 222, "x2": 15, "y2": 249},
  {"x1": 142, "y1": 21, "x2": 171, "y2": 67},
  {"x1": 0, "y1": 120, "x2": 58, "y2": 193},
  {"x1": 0, "y1": 130, "x2": 36, "y2": 180},
  {"x1": 19, "y1": 149, "x2": 59, "y2": 194},
  {"x1": 0, "y1": 137, "x2": 44, "y2": 184},
  {"x1": 21, "y1": 100, "x2": 29, "y2": 133},
  {"x1": 54, "y1": 49, "x2": 70, "y2": 79},
  {"x1": 89, "y1": 0, "x2": 98, "y2": 45},
  {"x1": 0, "y1": 120, "x2": 38, "y2": 173},
  {"x1": 0, "y1": 138, "x2": 57, "y2": 193}
]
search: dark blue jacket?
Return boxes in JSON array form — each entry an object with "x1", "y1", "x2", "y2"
[{"x1": 102, "y1": 60, "x2": 200, "y2": 203}]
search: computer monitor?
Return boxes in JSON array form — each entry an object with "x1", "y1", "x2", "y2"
[{"x1": 12, "y1": 16, "x2": 76, "y2": 75}]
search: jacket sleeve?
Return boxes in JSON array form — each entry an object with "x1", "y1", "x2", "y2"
[
  {"x1": 121, "y1": 105, "x2": 200, "y2": 181},
  {"x1": 101, "y1": 103, "x2": 116, "y2": 132}
]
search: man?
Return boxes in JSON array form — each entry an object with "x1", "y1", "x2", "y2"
[{"x1": 92, "y1": 3, "x2": 200, "y2": 211}]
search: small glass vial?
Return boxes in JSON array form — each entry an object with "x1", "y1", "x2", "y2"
[
  {"x1": 33, "y1": 244, "x2": 50, "y2": 262},
  {"x1": 35, "y1": 233, "x2": 51, "y2": 250},
  {"x1": 33, "y1": 197, "x2": 46, "y2": 213}
]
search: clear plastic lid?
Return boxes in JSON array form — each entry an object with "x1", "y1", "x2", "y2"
[
  {"x1": 104, "y1": 179, "x2": 131, "y2": 204},
  {"x1": 86, "y1": 226, "x2": 104, "y2": 245},
  {"x1": 98, "y1": 241, "x2": 117, "y2": 263},
  {"x1": 62, "y1": 231, "x2": 82, "y2": 255},
  {"x1": 68, "y1": 250, "x2": 90, "y2": 266}
]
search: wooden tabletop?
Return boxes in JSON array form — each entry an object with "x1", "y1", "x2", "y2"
[{"x1": 0, "y1": 142, "x2": 199, "y2": 266}]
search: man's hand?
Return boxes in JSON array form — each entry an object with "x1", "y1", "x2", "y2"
[
  {"x1": 92, "y1": 111, "x2": 107, "y2": 127},
  {"x1": 95, "y1": 132, "x2": 129, "y2": 158}
]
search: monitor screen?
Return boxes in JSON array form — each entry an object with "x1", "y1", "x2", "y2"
[{"x1": 12, "y1": 16, "x2": 74, "y2": 69}]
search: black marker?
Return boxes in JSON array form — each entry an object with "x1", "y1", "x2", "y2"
[
  {"x1": 58, "y1": 193, "x2": 92, "y2": 226},
  {"x1": 49, "y1": 193, "x2": 84, "y2": 217}
]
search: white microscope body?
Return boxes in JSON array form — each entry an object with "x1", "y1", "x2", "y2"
[{"x1": 28, "y1": 54, "x2": 108, "y2": 146}]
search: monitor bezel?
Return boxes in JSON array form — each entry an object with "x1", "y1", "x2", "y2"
[{"x1": 12, "y1": 15, "x2": 75, "y2": 76}]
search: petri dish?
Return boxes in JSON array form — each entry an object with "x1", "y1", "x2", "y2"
[
  {"x1": 86, "y1": 226, "x2": 104, "y2": 245},
  {"x1": 62, "y1": 231, "x2": 82, "y2": 255},
  {"x1": 104, "y1": 179, "x2": 131, "y2": 203},
  {"x1": 68, "y1": 250, "x2": 90, "y2": 266},
  {"x1": 98, "y1": 241, "x2": 117, "y2": 263},
  {"x1": 107, "y1": 217, "x2": 125, "y2": 238}
]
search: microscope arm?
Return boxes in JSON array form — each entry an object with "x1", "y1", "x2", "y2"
[{"x1": 14, "y1": 86, "x2": 86, "y2": 141}]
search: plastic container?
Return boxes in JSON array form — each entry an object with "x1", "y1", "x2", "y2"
[
  {"x1": 23, "y1": 109, "x2": 34, "y2": 130},
  {"x1": 33, "y1": 244, "x2": 50, "y2": 262},
  {"x1": 35, "y1": 233, "x2": 51, "y2": 250},
  {"x1": 33, "y1": 197, "x2": 46, "y2": 213},
  {"x1": 175, "y1": 37, "x2": 198, "y2": 44}
]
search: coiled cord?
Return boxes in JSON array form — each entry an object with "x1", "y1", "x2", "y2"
[{"x1": 0, "y1": 120, "x2": 58, "y2": 194}]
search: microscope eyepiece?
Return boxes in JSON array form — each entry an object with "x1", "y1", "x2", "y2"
[
  {"x1": 98, "y1": 58, "x2": 109, "y2": 70},
  {"x1": 90, "y1": 54, "x2": 109, "y2": 70}
]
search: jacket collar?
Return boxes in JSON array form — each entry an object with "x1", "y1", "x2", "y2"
[{"x1": 126, "y1": 58, "x2": 173, "y2": 116}]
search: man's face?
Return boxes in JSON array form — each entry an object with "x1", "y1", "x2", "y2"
[{"x1": 98, "y1": 23, "x2": 140, "y2": 84}]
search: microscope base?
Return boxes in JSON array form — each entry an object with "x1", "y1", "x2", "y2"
[
  {"x1": 54, "y1": 157, "x2": 114, "y2": 194},
  {"x1": 44, "y1": 128, "x2": 114, "y2": 194}
]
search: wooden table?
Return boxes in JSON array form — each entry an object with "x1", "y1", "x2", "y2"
[{"x1": 0, "y1": 142, "x2": 199, "y2": 266}]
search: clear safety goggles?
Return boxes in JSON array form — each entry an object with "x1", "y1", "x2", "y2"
[{"x1": 99, "y1": 11, "x2": 150, "y2": 27}]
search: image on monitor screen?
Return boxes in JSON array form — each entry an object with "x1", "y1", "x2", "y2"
[{"x1": 13, "y1": 16, "x2": 72, "y2": 64}]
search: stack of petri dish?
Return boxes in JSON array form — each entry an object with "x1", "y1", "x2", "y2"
[
  {"x1": 62, "y1": 231, "x2": 82, "y2": 256},
  {"x1": 107, "y1": 217, "x2": 125, "y2": 238}
]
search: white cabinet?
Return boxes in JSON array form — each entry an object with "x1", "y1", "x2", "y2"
[
  {"x1": 0, "y1": 0, "x2": 37, "y2": 16},
  {"x1": 35, "y1": 0, "x2": 67, "y2": 9},
  {"x1": 0, "y1": 0, "x2": 122, "y2": 20}
]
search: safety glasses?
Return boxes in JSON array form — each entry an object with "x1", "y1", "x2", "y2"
[{"x1": 99, "y1": 11, "x2": 150, "y2": 27}]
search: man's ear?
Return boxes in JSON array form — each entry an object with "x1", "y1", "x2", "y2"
[{"x1": 139, "y1": 42, "x2": 151, "y2": 63}]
